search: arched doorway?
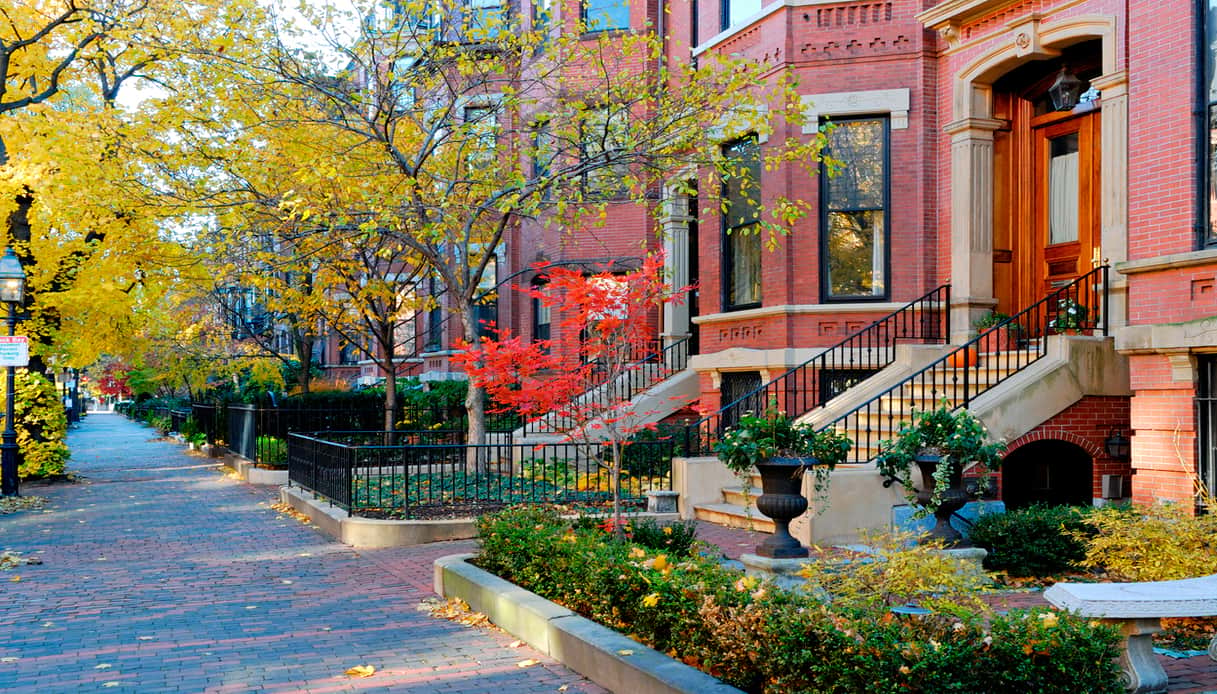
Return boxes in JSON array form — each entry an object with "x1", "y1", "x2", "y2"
[
  {"x1": 1001, "y1": 439, "x2": 1093, "y2": 509},
  {"x1": 991, "y1": 40, "x2": 1104, "y2": 316},
  {"x1": 934, "y1": 13, "x2": 1127, "y2": 339}
]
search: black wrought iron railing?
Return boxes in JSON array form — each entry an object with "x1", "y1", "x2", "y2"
[
  {"x1": 522, "y1": 335, "x2": 692, "y2": 436},
  {"x1": 682, "y1": 285, "x2": 952, "y2": 455},
  {"x1": 822, "y1": 266, "x2": 1109, "y2": 466},
  {"x1": 287, "y1": 431, "x2": 675, "y2": 518}
]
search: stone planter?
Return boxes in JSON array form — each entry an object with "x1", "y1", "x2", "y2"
[
  {"x1": 753, "y1": 457, "x2": 812, "y2": 559},
  {"x1": 914, "y1": 453, "x2": 968, "y2": 546}
]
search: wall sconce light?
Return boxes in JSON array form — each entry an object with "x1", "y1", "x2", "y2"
[
  {"x1": 1104, "y1": 429, "x2": 1130, "y2": 461},
  {"x1": 1048, "y1": 66, "x2": 1084, "y2": 111}
]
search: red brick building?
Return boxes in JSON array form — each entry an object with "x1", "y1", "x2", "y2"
[{"x1": 318, "y1": 0, "x2": 1215, "y2": 517}]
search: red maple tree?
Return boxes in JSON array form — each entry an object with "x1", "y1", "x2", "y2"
[{"x1": 454, "y1": 253, "x2": 692, "y2": 536}]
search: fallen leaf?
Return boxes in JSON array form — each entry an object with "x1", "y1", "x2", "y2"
[
  {"x1": 516, "y1": 659, "x2": 539, "y2": 668},
  {"x1": 344, "y1": 664, "x2": 375, "y2": 678},
  {"x1": 137, "y1": 636, "x2": 154, "y2": 641},
  {"x1": 0, "y1": 657, "x2": 18, "y2": 663},
  {"x1": 102, "y1": 682, "x2": 119, "y2": 688},
  {"x1": 94, "y1": 664, "x2": 111, "y2": 670},
  {"x1": 9, "y1": 575, "x2": 19, "y2": 582},
  {"x1": 558, "y1": 687, "x2": 569, "y2": 692},
  {"x1": 509, "y1": 640, "x2": 524, "y2": 648},
  {"x1": 617, "y1": 649, "x2": 635, "y2": 656}
]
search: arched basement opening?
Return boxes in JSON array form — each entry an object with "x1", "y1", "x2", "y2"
[{"x1": 1001, "y1": 439, "x2": 1093, "y2": 510}]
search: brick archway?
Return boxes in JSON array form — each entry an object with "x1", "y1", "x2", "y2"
[{"x1": 1006, "y1": 429, "x2": 1103, "y2": 461}]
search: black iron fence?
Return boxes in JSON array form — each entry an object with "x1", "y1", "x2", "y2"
[
  {"x1": 523, "y1": 336, "x2": 692, "y2": 436},
  {"x1": 822, "y1": 266, "x2": 1109, "y2": 466},
  {"x1": 683, "y1": 285, "x2": 951, "y2": 455},
  {"x1": 288, "y1": 431, "x2": 675, "y2": 518}
]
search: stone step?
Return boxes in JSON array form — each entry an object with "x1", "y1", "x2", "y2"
[
  {"x1": 721, "y1": 486, "x2": 763, "y2": 507},
  {"x1": 693, "y1": 503, "x2": 774, "y2": 533}
]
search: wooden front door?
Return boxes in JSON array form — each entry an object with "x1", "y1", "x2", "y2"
[{"x1": 1032, "y1": 111, "x2": 1100, "y2": 296}]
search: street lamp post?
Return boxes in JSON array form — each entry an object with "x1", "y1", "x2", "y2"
[{"x1": 0, "y1": 248, "x2": 27, "y2": 497}]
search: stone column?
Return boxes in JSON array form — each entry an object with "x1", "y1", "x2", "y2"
[
  {"x1": 944, "y1": 117, "x2": 1004, "y2": 342},
  {"x1": 1094, "y1": 71, "x2": 1129, "y2": 333},
  {"x1": 660, "y1": 184, "x2": 694, "y2": 348}
]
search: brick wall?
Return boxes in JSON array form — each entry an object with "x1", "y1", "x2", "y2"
[{"x1": 1004, "y1": 395, "x2": 1132, "y2": 500}]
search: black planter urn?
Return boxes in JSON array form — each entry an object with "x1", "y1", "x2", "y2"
[
  {"x1": 753, "y1": 457, "x2": 813, "y2": 558},
  {"x1": 914, "y1": 453, "x2": 968, "y2": 545}
]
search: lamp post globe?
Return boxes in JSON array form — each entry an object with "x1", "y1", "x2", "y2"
[{"x1": 0, "y1": 247, "x2": 26, "y2": 497}]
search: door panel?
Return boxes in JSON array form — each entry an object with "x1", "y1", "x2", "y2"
[{"x1": 1033, "y1": 113, "x2": 1100, "y2": 295}]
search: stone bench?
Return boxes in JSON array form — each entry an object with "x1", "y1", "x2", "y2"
[{"x1": 1044, "y1": 574, "x2": 1217, "y2": 694}]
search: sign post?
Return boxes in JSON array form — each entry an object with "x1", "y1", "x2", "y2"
[{"x1": 0, "y1": 336, "x2": 29, "y2": 368}]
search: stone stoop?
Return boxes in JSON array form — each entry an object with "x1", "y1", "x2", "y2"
[{"x1": 692, "y1": 472, "x2": 774, "y2": 533}]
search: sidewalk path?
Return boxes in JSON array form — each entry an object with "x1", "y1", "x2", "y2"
[{"x1": 0, "y1": 413, "x2": 604, "y2": 694}]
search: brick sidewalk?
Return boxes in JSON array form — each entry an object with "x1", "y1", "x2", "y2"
[
  {"x1": 4, "y1": 413, "x2": 1212, "y2": 693},
  {"x1": 0, "y1": 414, "x2": 604, "y2": 694}
]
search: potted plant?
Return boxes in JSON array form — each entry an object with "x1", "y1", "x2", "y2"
[
  {"x1": 1048, "y1": 297, "x2": 1089, "y2": 335},
  {"x1": 714, "y1": 408, "x2": 851, "y2": 558},
  {"x1": 973, "y1": 310, "x2": 1021, "y2": 352},
  {"x1": 875, "y1": 403, "x2": 1005, "y2": 545}
]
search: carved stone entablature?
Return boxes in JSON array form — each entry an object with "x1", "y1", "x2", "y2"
[{"x1": 719, "y1": 324, "x2": 763, "y2": 342}]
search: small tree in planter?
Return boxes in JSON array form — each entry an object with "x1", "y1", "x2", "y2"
[
  {"x1": 713, "y1": 408, "x2": 851, "y2": 557},
  {"x1": 876, "y1": 403, "x2": 1005, "y2": 545},
  {"x1": 455, "y1": 254, "x2": 691, "y2": 540}
]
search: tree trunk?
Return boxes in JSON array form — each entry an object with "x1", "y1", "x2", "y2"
[
  {"x1": 461, "y1": 307, "x2": 488, "y2": 473},
  {"x1": 382, "y1": 325, "x2": 397, "y2": 442}
]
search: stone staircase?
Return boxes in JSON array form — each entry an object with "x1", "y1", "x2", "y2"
[
  {"x1": 691, "y1": 346, "x2": 1031, "y2": 533},
  {"x1": 692, "y1": 470, "x2": 774, "y2": 532}
]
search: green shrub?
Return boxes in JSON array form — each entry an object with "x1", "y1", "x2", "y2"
[
  {"x1": 1080, "y1": 503, "x2": 1217, "y2": 581},
  {"x1": 474, "y1": 508, "x2": 1123, "y2": 694},
  {"x1": 256, "y1": 435, "x2": 287, "y2": 466},
  {"x1": 14, "y1": 372, "x2": 69, "y2": 479},
  {"x1": 627, "y1": 517, "x2": 698, "y2": 557},
  {"x1": 968, "y1": 504, "x2": 1094, "y2": 577}
]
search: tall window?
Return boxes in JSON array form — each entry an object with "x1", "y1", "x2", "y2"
[
  {"x1": 532, "y1": 284, "x2": 551, "y2": 348},
  {"x1": 474, "y1": 254, "x2": 498, "y2": 339},
  {"x1": 1200, "y1": 357, "x2": 1217, "y2": 504},
  {"x1": 821, "y1": 117, "x2": 889, "y2": 301},
  {"x1": 581, "y1": 106, "x2": 629, "y2": 199},
  {"x1": 722, "y1": 136, "x2": 762, "y2": 310},
  {"x1": 466, "y1": 0, "x2": 505, "y2": 38},
  {"x1": 1204, "y1": 1, "x2": 1217, "y2": 246},
  {"x1": 583, "y1": 0, "x2": 628, "y2": 31},
  {"x1": 463, "y1": 104, "x2": 497, "y2": 154},
  {"x1": 426, "y1": 275, "x2": 444, "y2": 351},
  {"x1": 720, "y1": 0, "x2": 760, "y2": 31}
]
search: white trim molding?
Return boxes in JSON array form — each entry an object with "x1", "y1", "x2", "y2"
[{"x1": 800, "y1": 88, "x2": 911, "y2": 134}]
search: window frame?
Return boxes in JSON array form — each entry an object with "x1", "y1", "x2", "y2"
[
  {"x1": 1199, "y1": 0, "x2": 1217, "y2": 247},
  {"x1": 721, "y1": 135, "x2": 763, "y2": 312},
  {"x1": 1199, "y1": 355, "x2": 1217, "y2": 505},
  {"x1": 818, "y1": 115, "x2": 892, "y2": 303},
  {"x1": 582, "y1": 0, "x2": 629, "y2": 33}
]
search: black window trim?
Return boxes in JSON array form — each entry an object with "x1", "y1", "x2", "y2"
[
  {"x1": 581, "y1": 0, "x2": 630, "y2": 33},
  {"x1": 818, "y1": 114, "x2": 892, "y2": 303},
  {"x1": 1198, "y1": 0, "x2": 1216, "y2": 248},
  {"x1": 721, "y1": 134, "x2": 763, "y2": 312}
]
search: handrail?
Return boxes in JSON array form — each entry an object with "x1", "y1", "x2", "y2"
[
  {"x1": 683, "y1": 284, "x2": 952, "y2": 455},
  {"x1": 821, "y1": 265, "x2": 1110, "y2": 466},
  {"x1": 523, "y1": 335, "x2": 692, "y2": 435}
]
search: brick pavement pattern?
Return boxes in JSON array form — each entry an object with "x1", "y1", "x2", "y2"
[
  {"x1": 3, "y1": 414, "x2": 1215, "y2": 693},
  {"x1": 0, "y1": 413, "x2": 604, "y2": 694}
]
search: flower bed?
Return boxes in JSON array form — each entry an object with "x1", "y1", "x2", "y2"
[{"x1": 474, "y1": 507, "x2": 1123, "y2": 694}]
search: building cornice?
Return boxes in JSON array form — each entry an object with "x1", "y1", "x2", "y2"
[
  {"x1": 916, "y1": 0, "x2": 1021, "y2": 31},
  {"x1": 1115, "y1": 248, "x2": 1217, "y2": 276},
  {"x1": 692, "y1": 302, "x2": 905, "y2": 325}
]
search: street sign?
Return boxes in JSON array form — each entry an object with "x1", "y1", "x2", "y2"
[{"x1": 0, "y1": 336, "x2": 29, "y2": 367}]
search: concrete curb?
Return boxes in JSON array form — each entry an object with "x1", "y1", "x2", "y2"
[
  {"x1": 434, "y1": 554, "x2": 743, "y2": 694},
  {"x1": 279, "y1": 485, "x2": 478, "y2": 548},
  {"x1": 225, "y1": 456, "x2": 289, "y2": 486}
]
